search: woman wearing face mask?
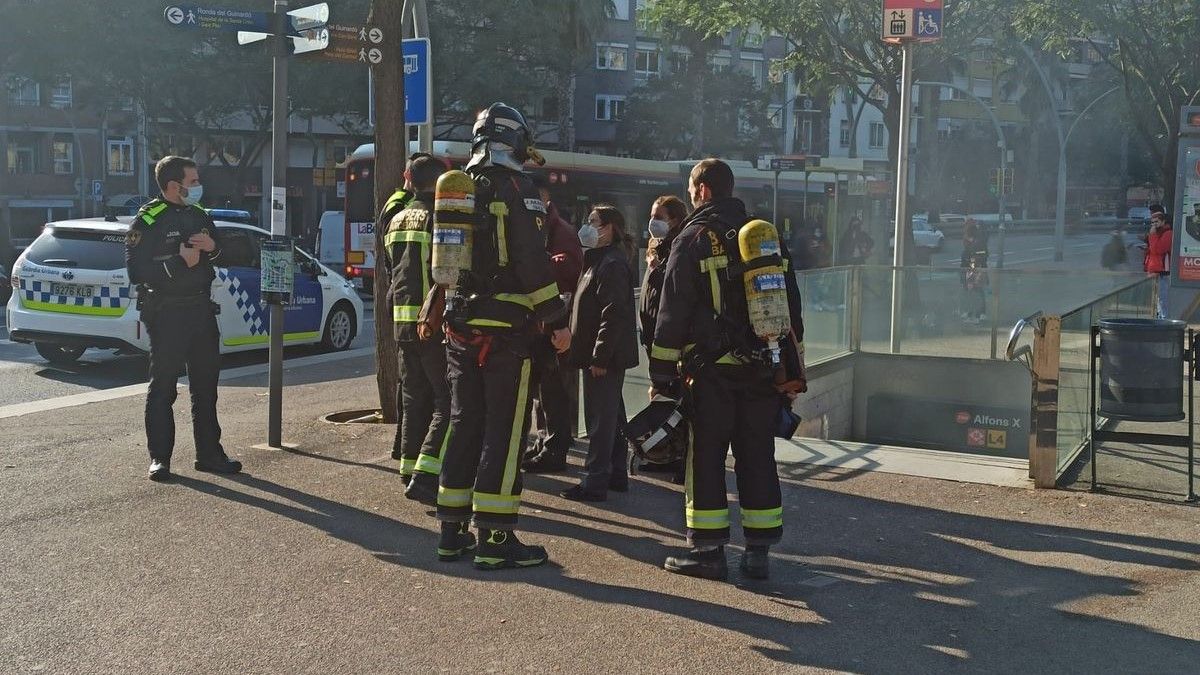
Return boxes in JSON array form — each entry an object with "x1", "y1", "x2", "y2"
[
  {"x1": 639, "y1": 195, "x2": 689, "y2": 353},
  {"x1": 562, "y1": 205, "x2": 640, "y2": 502}
]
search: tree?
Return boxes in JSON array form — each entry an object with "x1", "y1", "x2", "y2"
[{"x1": 1016, "y1": 0, "x2": 1200, "y2": 207}]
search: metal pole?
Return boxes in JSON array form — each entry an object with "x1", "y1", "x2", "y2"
[
  {"x1": 1188, "y1": 330, "x2": 1197, "y2": 502},
  {"x1": 772, "y1": 170, "x2": 780, "y2": 226},
  {"x1": 802, "y1": 171, "x2": 809, "y2": 225},
  {"x1": 889, "y1": 41, "x2": 915, "y2": 354},
  {"x1": 268, "y1": 0, "x2": 288, "y2": 448},
  {"x1": 1089, "y1": 325, "x2": 1098, "y2": 491},
  {"x1": 996, "y1": 145, "x2": 1007, "y2": 269},
  {"x1": 1019, "y1": 45, "x2": 1066, "y2": 262}
]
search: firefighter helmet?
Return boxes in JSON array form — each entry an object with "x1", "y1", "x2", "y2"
[{"x1": 625, "y1": 395, "x2": 688, "y2": 465}]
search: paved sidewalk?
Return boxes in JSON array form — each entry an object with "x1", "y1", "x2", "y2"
[{"x1": 3, "y1": 353, "x2": 1200, "y2": 673}]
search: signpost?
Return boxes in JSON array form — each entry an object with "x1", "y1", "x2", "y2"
[
  {"x1": 766, "y1": 156, "x2": 806, "y2": 226},
  {"x1": 883, "y1": 0, "x2": 943, "y2": 353}
]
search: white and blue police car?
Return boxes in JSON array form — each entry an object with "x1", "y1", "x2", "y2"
[{"x1": 6, "y1": 217, "x2": 363, "y2": 364}]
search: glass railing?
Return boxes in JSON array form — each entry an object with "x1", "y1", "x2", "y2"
[
  {"x1": 1055, "y1": 277, "x2": 1156, "y2": 472},
  {"x1": 795, "y1": 267, "x2": 853, "y2": 365}
]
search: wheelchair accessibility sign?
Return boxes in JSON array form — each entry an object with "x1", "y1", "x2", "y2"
[{"x1": 882, "y1": 0, "x2": 943, "y2": 43}]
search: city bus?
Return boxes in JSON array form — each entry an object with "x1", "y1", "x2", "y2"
[{"x1": 342, "y1": 141, "x2": 830, "y2": 290}]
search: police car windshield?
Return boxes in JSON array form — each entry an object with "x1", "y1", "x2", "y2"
[{"x1": 26, "y1": 228, "x2": 128, "y2": 270}]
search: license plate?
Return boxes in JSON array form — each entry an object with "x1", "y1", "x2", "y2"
[{"x1": 50, "y1": 282, "x2": 94, "y2": 297}]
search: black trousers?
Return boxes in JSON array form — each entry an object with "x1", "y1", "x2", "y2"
[
  {"x1": 394, "y1": 339, "x2": 452, "y2": 477},
  {"x1": 145, "y1": 304, "x2": 222, "y2": 462},
  {"x1": 437, "y1": 334, "x2": 533, "y2": 529},
  {"x1": 580, "y1": 369, "x2": 627, "y2": 492},
  {"x1": 530, "y1": 336, "x2": 574, "y2": 456},
  {"x1": 685, "y1": 365, "x2": 783, "y2": 547}
]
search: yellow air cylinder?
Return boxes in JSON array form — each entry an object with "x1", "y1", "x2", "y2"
[
  {"x1": 738, "y1": 219, "x2": 791, "y2": 361},
  {"x1": 431, "y1": 170, "x2": 476, "y2": 289}
]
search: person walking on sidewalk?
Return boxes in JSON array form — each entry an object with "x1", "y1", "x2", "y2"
[
  {"x1": 522, "y1": 175, "x2": 584, "y2": 474},
  {"x1": 1145, "y1": 211, "x2": 1173, "y2": 319},
  {"x1": 126, "y1": 156, "x2": 241, "y2": 481},
  {"x1": 382, "y1": 153, "x2": 452, "y2": 503},
  {"x1": 560, "y1": 205, "x2": 639, "y2": 502}
]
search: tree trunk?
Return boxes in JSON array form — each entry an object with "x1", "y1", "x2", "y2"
[
  {"x1": 370, "y1": 0, "x2": 405, "y2": 423},
  {"x1": 1160, "y1": 128, "x2": 1179, "y2": 210}
]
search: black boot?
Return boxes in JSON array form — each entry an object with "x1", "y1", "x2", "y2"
[
  {"x1": 739, "y1": 544, "x2": 770, "y2": 580},
  {"x1": 473, "y1": 529, "x2": 548, "y2": 570},
  {"x1": 404, "y1": 471, "x2": 438, "y2": 506},
  {"x1": 437, "y1": 521, "x2": 476, "y2": 562},
  {"x1": 522, "y1": 449, "x2": 567, "y2": 473},
  {"x1": 194, "y1": 455, "x2": 242, "y2": 474},
  {"x1": 664, "y1": 546, "x2": 728, "y2": 581}
]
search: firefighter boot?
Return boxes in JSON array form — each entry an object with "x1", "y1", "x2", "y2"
[
  {"x1": 404, "y1": 470, "x2": 438, "y2": 506},
  {"x1": 473, "y1": 529, "x2": 548, "y2": 570},
  {"x1": 437, "y1": 521, "x2": 477, "y2": 562},
  {"x1": 739, "y1": 544, "x2": 770, "y2": 580},
  {"x1": 664, "y1": 546, "x2": 728, "y2": 581}
]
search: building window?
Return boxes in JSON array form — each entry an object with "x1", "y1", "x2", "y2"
[
  {"x1": 634, "y1": 49, "x2": 660, "y2": 78},
  {"x1": 739, "y1": 58, "x2": 764, "y2": 83},
  {"x1": 52, "y1": 138, "x2": 74, "y2": 174},
  {"x1": 595, "y1": 95, "x2": 626, "y2": 121},
  {"x1": 798, "y1": 119, "x2": 813, "y2": 152},
  {"x1": 114, "y1": 96, "x2": 136, "y2": 111},
  {"x1": 843, "y1": 87, "x2": 858, "y2": 105},
  {"x1": 767, "y1": 104, "x2": 784, "y2": 130},
  {"x1": 839, "y1": 120, "x2": 851, "y2": 148},
  {"x1": 710, "y1": 55, "x2": 732, "y2": 73},
  {"x1": 635, "y1": 0, "x2": 655, "y2": 32},
  {"x1": 8, "y1": 78, "x2": 39, "y2": 107},
  {"x1": 50, "y1": 78, "x2": 72, "y2": 108},
  {"x1": 150, "y1": 134, "x2": 196, "y2": 162},
  {"x1": 669, "y1": 50, "x2": 690, "y2": 73},
  {"x1": 612, "y1": 0, "x2": 629, "y2": 20},
  {"x1": 869, "y1": 122, "x2": 887, "y2": 148},
  {"x1": 7, "y1": 142, "x2": 35, "y2": 174},
  {"x1": 108, "y1": 138, "x2": 134, "y2": 175},
  {"x1": 596, "y1": 43, "x2": 628, "y2": 71}
]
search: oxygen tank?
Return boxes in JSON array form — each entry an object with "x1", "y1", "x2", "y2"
[
  {"x1": 431, "y1": 170, "x2": 476, "y2": 290},
  {"x1": 738, "y1": 219, "x2": 791, "y2": 364}
]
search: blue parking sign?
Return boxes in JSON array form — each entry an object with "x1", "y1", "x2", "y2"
[{"x1": 403, "y1": 38, "x2": 431, "y2": 125}]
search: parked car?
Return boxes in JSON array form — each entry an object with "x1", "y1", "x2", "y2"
[
  {"x1": 1127, "y1": 206, "x2": 1152, "y2": 230},
  {"x1": 5, "y1": 217, "x2": 363, "y2": 364},
  {"x1": 889, "y1": 219, "x2": 946, "y2": 252},
  {"x1": 205, "y1": 208, "x2": 255, "y2": 226}
]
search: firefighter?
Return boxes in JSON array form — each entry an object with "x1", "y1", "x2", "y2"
[
  {"x1": 126, "y1": 155, "x2": 241, "y2": 481},
  {"x1": 383, "y1": 153, "x2": 450, "y2": 502},
  {"x1": 434, "y1": 103, "x2": 571, "y2": 569},
  {"x1": 648, "y1": 158, "x2": 806, "y2": 581}
]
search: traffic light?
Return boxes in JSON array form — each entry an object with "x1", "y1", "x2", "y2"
[{"x1": 1002, "y1": 168, "x2": 1015, "y2": 195}]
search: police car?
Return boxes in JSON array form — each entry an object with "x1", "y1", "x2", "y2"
[{"x1": 6, "y1": 217, "x2": 363, "y2": 364}]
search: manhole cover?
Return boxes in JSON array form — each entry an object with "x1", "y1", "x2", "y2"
[{"x1": 321, "y1": 409, "x2": 385, "y2": 424}]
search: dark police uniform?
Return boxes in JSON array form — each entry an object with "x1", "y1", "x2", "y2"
[
  {"x1": 436, "y1": 165, "x2": 567, "y2": 531},
  {"x1": 125, "y1": 199, "x2": 226, "y2": 465}
]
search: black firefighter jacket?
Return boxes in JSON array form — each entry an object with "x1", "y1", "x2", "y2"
[{"x1": 384, "y1": 191, "x2": 434, "y2": 342}]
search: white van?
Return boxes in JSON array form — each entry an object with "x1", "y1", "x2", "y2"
[{"x1": 316, "y1": 210, "x2": 345, "y2": 271}]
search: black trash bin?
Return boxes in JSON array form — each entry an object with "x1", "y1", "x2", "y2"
[{"x1": 1098, "y1": 318, "x2": 1187, "y2": 422}]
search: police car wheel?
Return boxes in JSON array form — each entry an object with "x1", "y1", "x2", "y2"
[
  {"x1": 321, "y1": 303, "x2": 355, "y2": 351},
  {"x1": 35, "y1": 342, "x2": 86, "y2": 364}
]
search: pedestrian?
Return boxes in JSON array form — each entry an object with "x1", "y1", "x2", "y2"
[
  {"x1": 838, "y1": 216, "x2": 874, "y2": 265},
  {"x1": 126, "y1": 155, "x2": 240, "y2": 481},
  {"x1": 522, "y1": 175, "x2": 584, "y2": 474},
  {"x1": 382, "y1": 153, "x2": 451, "y2": 503},
  {"x1": 648, "y1": 158, "x2": 807, "y2": 581},
  {"x1": 960, "y1": 219, "x2": 988, "y2": 323},
  {"x1": 1100, "y1": 228, "x2": 1128, "y2": 271},
  {"x1": 559, "y1": 205, "x2": 639, "y2": 501},
  {"x1": 1145, "y1": 211, "x2": 1173, "y2": 319},
  {"x1": 435, "y1": 103, "x2": 571, "y2": 570}
]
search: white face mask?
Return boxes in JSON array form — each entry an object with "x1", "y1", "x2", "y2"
[
  {"x1": 648, "y1": 218, "x2": 671, "y2": 239},
  {"x1": 182, "y1": 183, "x2": 204, "y2": 206},
  {"x1": 578, "y1": 224, "x2": 599, "y2": 249}
]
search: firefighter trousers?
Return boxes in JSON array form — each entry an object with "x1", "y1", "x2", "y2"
[
  {"x1": 145, "y1": 303, "x2": 223, "y2": 462},
  {"x1": 685, "y1": 364, "x2": 783, "y2": 547},
  {"x1": 394, "y1": 338, "x2": 452, "y2": 478},
  {"x1": 437, "y1": 333, "x2": 533, "y2": 529}
]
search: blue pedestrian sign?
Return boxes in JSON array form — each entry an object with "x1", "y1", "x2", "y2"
[
  {"x1": 163, "y1": 5, "x2": 271, "y2": 32},
  {"x1": 403, "y1": 38, "x2": 432, "y2": 126}
]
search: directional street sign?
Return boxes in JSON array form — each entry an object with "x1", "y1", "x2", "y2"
[
  {"x1": 318, "y1": 23, "x2": 385, "y2": 63},
  {"x1": 163, "y1": 4, "x2": 271, "y2": 33},
  {"x1": 769, "y1": 156, "x2": 806, "y2": 172},
  {"x1": 882, "y1": 0, "x2": 943, "y2": 43},
  {"x1": 403, "y1": 38, "x2": 432, "y2": 125}
]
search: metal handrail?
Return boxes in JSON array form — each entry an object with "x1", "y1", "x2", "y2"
[{"x1": 1006, "y1": 311, "x2": 1043, "y2": 361}]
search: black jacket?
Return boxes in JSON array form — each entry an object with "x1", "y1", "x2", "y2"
[
  {"x1": 125, "y1": 198, "x2": 224, "y2": 299},
  {"x1": 568, "y1": 244, "x2": 639, "y2": 371},
  {"x1": 638, "y1": 230, "x2": 679, "y2": 354},
  {"x1": 384, "y1": 191, "x2": 433, "y2": 342}
]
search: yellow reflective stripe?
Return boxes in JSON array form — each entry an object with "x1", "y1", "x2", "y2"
[
  {"x1": 715, "y1": 352, "x2": 743, "y2": 365},
  {"x1": 493, "y1": 293, "x2": 534, "y2": 309},
  {"x1": 384, "y1": 188, "x2": 411, "y2": 212},
  {"x1": 490, "y1": 201, "x2": 509, "y2": 266},
  {"x1": 741, "y1": 506, "x2": 783, "y2": 529},
  {"x1": 399, "y1": 457, "x2": 417, "y2": 476},
  {"x1": 473, "y1": 491, "x2": 521, "y2": 515},
  {"x1": 466, "y1": 318, "x2": 512, "y2": 328},
  {"x1": 222, "y1": 331, "x2": 319, "y2": 346},
  {"x1": 698, "y1": 255, "x2": 728, "y2": 272},
  {"x1": 699, "y1": 255, "x2": 726, "y2": 314},
  {"x1": 501, "y1": 358, "x2": 532, "y2": 496},
  {"x1": 528, "y1": 283, "x2": 559, "y2": 306},
  {"x1": 414, "y1": 452, "x2": 441, "y2": 475},
  {"x1": 384, "y1": 229, "x2": 431, "y2": 246},
  {"x1": 21, "y1": 299, "x2": 127, "y2": 317},
  {"x1": 437, "y1": 485, "x2": 472, "y2": 508},
  {"x1": 141, "y1": 201, "x2": 169, "y2": 225},
  {"x1": 782, "y1": 258, "x2": 790, "y2": 271},
  {"x1": 650, "y1": 344, "x2": 681, "y2": 361},
  {"x1": 686, "y1": 507, "x2": 731, "y2": 529},
  {"x1": 394, "y1": 305, "x2": 421, "y2": 322}
]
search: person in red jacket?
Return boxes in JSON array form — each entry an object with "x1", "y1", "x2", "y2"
[
  {"x1": 523, "y1": 175, "x2": 585, "y2": 473},
  {"x1": 1145, "y1": 211, "x2": 1173, "y2": 319}
]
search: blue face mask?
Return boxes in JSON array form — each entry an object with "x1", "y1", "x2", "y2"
[
  {"x1": 648, "y1": 219, "x2": 671, "y2": 239},
  {"x1": 182, "y1": 183, "x2": 204, "y2": 206},
  {"x1": 578, "y1": 224, "x2": 599, "y2": 249}
]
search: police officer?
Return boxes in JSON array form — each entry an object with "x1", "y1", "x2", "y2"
[
  {"x1": 382, "y1": 153, "x2": 450, "y2": 502},
  {"x1": 127, "y1": 156, "x2": 241, "y2": 481},
  {"x1": 435, "y1": 103, "x2": 571, "y2": 569},
  {"x1": 648, "y1": 158, "x2": 805, "y2": 581}
]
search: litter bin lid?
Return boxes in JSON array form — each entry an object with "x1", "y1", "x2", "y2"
[{"x1": 1098, "y1": 318, "x2": 1187, "y2": 331}]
